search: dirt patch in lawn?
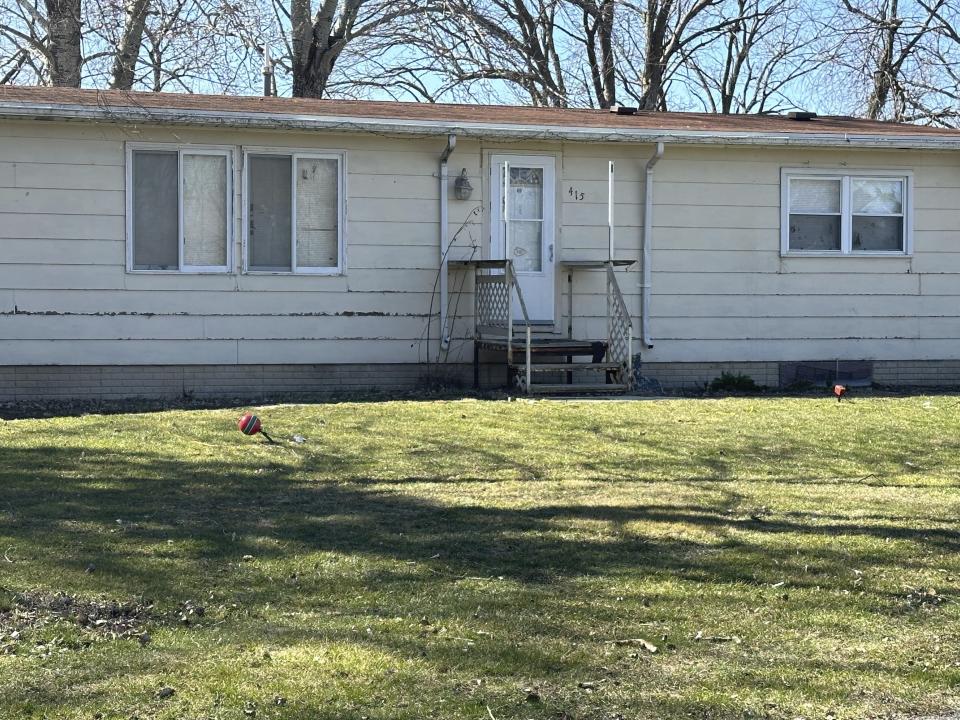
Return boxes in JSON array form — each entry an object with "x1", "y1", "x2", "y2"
[{"x1": 0, "y1": 591, "x2": 155, "y2": 651}]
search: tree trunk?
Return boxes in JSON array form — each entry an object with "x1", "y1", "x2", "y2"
[
  {"x1": 865, "y1": 3, "x2": 899, "y2": 120},
  {"x1": 583, "y1": 0, "x2": 615, "y2": 107},
  {"x1": 639, "y1": 0, "x2": 669, "y2": 110},
  {"x1": 110, "y1": 0, "x2": 151, "y2": 90},
  {"x1": 291, "y1": 0, "x2": 358, "y2": 99},
  {"x1": 45, "y1": 0, "x2": 82, "y2": 87},
  {"x1": 597, "y1": 0, "x2": 615, "y2": 107},
  {"x1": 290, "y1": 0, "x2": 314, "y2": 97}
]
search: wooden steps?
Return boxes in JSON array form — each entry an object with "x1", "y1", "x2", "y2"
[
  {"x1": 478, "y1": 337, "x2": 606, "y2": 359},
  {"x1": 527, "y1": 383, "x2": 630, "y2": 395},
  {"x1": 509, "y1": 362, "x2": 622, "y2": 372},
  {"x1": 496, "y1": 337, "x2": 630, "y2": 396},
  {"x1": 463, "y1": 258, "x2": 634, "y2": 397}
]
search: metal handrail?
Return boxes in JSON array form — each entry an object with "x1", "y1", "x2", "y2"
[{"x1": 506, "y1": 262, "x2": 532, "y2": 393}]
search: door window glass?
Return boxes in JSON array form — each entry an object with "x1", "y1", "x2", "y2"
[{"x1": 509, "y1": 166, "x2": 544, "y2": 272}]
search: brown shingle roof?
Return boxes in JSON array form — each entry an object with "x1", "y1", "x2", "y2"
[{"x1": 1, "y1": 86, "x2": 959, "y2": 142}]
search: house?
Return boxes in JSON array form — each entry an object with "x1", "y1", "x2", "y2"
[{"x1": 2, "y1": 86, "x2": 960, "y2": 401}]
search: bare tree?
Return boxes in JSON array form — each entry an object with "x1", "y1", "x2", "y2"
[
  {"x1": 846, "y1": 0, "x2": 944, "y2": 119},
  {"x1": 565, "y1": 0, "x2": 616, "y2": 107},
  {"x1": 276, "y1": 0, "x2": 416, "y2": 98},
  {"x1": 676, "y1": 0, "x2": 823, "y2": 113},
  {"x1": 0, "y1": 0, "x2": 84, "y2": 86},
  {"x1": 5, "y1": 0, "x2": 958, "y2": 129},
  {"x1": 821, "y1": 0, "x2": 960, "y2": 123},
  {"x1": 139, "y1": 0, "x2": 215, "y2": 91},
  {"x1": 0, "y1": 1, "x2": 51, "y2": 84},
  {"x1": 88, "y1": 0, "x2": 274, "y2": 92},
  {"x1": 382, "y1": 0, "x2": 620, "y2": 107},
  {"x1": 45, "y1": 0, "x2": 81, "y2": 85},
  {"x1": 0, "y1": 0, "x2": 145, "y2": 88},
  {"x1": 353, "y1": 0, "x2": 801, "y2": 110},
  {"x1": 110, "y1": 0, "x2": 150, "y2": 89},
  {"x1": 904, "y1": 1, "x2": 960, "y2": 124},
  {"x1": 1, "y1": 0, "x2": 274, "y2": 92},
  {"x1": 435, "y1": 0, "x2": 571, "y2": 106},
  {"x1": 615, "y1": 0, "x2": 748, "y2": 110}
]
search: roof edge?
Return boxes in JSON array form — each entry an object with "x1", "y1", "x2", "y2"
[{"x1": 3, "y1": 99, "x2": 960, "y2": 150}]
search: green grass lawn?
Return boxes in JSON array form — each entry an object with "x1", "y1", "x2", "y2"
[{"x1": 1, "y1": 396, "x2": 959, "y2": 719}]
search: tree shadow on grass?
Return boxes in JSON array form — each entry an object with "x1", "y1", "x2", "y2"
[
  {"x1": 3, "y1": 441, "x2": 960, "y2": 719},
  {"x1": 1, "y1": 444, "x2": 957, "y2": 602}
]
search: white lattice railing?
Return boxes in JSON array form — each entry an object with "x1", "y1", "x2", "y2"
[
  {"x1": 475, "y1": 276, "x2": 509, "y2": 336},
  {"x1": 606, "y1": 263, "x2": 633, "y2": 388},
  {"x1": 470, "y1": 259, "x2": 631, "y2": 393},
  {"x1": 474, "y1": 260, "x2": 532, "y2": 392}
]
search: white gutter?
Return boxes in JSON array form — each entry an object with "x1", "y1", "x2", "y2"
[
  {"x1": 642, "y1": 142, "x2": 664, "y2": 349},
  {"x1": 439, "y1": 133, "x2": 456, "y2": 351},
  {"x1": 3, "y1": 100, "x2": 960, "y2": 149}
]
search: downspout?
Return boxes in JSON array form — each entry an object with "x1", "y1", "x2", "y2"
[
  {"x1": 439, "y1": 133, "x2": 457, "y2": 350},
  {"x1": 641, "y1": 141, "x2": 664, "y2": 349}
]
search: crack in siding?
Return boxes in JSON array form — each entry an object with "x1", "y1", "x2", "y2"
[{"x1": 3, "y1": 308, "x2": 422, "y2": 318}]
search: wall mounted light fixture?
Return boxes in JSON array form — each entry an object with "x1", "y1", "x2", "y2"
[{"x1": 454, "y1": 169, "x2": 473, "y2": 200}]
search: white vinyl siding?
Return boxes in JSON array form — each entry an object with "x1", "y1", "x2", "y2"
[
  {"x1": 781, "y1": 168, "x2": 912, "y2": 256},
  {"x1": 126, "y1": 144, "x2": 232, "y2": 273},
  {"x1": 244, "y1": 149, "x2": 345, "y2": 274},
  {"x1": 9, "y1": 118, "x2": 960, "y2": 373},
  {"x1": 0, "y1": 122, "x2": 486, "y2": 368}
]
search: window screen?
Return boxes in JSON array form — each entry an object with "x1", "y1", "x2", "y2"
[
  {"x1": 132, "y1": 150, "x2": 179, "y2": 270},
  {"x1": 295, "y1": 158, "x2": 339, "y2": 269},
  {"x1": 248, "y1": 155, "x2": 293, "y2": 271},
  {"x1": 183, "y1": 154, "x2": 228, "y2": 267}
]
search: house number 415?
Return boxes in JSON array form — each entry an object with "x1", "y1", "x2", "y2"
[{"x1": 568, "y1": 187, "x2": 585, "y2": 200}]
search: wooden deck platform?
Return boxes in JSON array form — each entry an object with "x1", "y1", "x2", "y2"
[{"x1": 476, "y1": 337, "x2": 607, "y2": 361}]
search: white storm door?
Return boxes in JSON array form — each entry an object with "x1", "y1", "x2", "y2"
[{"x1": 490, "y1": 154, "x2": 556, "y2": 323}]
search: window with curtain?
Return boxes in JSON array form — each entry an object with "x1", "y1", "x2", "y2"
[
  {"x1": 783, "y1": 170, "x2": 910, "y2": 255},
  {"x1": 129, "y1": 147, "x2": 231, "y2": 272},
  {"x1": 246, "y1": 151, "x2": 343, "y2": 273}
]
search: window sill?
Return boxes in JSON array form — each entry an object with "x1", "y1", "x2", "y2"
[
  {"x1": 780, "y1": 252, "x2": 911, "y2": 258},
  {"x1": 243, "y1": 270, "x2": 345, "y2": 276},
  {"x1": 126, "y1": 269, "x2": 232, "y2": 275}
]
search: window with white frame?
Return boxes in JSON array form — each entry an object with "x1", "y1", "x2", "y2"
[
  {"x1": 782, "y1": 170, "x2": 910, "y2": 255},
  {"x1": 245, "y1": 150, "x2": 344, "y2": 273},
  {"x1": 128, "y1": 146, "x2": 232, "y2": 272}
]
